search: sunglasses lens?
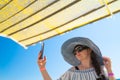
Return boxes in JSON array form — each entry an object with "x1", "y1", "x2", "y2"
[
  {"x1": 78, "y1": 47, "x2": 83, "y2": 52},
  {"x1": 73, "y1": 45, "x2": 88, "y2": 55}
]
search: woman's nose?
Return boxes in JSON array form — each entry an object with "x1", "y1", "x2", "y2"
[{"x1": 76, "y1": 52, "x2": 81, "y2": 56}]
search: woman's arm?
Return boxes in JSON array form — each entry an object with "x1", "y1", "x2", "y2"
[
  {"x1": 37, "y1": 53, "x2": 52, "y2": 80},
  {"x1": 103, "y1": 56, "x2": 115, "y2": 80},
  {"x1": 107, "y1": 68, "x2": 115, "y2": 80}
]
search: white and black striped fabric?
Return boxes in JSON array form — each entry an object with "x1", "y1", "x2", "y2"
[{"x1": 57, "y1": 67, "x2": 99, "y2": 80}]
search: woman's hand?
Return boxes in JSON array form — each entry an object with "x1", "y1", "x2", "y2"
[
  {"x1": 103, "y1": 56, "x2": 112, "y2": 72},
  {"x1": 37, "y1": 53, "x2": 52, "y2": 80},
  {"x1": 37, "y1": 52, "x2": 47, "y2": 68}
]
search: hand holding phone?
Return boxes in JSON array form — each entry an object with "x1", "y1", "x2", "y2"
[{"x1": 38, "y1": 42, "x2": 47, "y2": 67}]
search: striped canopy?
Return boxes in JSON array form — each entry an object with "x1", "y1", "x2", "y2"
[{"x1": 0, "y1": 0, "x2": 120, "y2": 47}]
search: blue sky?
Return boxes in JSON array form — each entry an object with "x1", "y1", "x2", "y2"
[{"x1": 0, "y1": 13, "x2": 120, "y2": 80}]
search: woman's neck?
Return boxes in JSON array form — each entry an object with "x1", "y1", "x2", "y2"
[{"x1": 78, "y1": 58, "x2": 93, "y2": 70}]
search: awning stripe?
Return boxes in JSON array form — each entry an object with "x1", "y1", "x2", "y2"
[
  {"x1": 7, "y1": 0, "x2": 80, "y2": 36},
  {"x1": 26, "y1": 9, "x2": 120, "y2": 46},
  {"x1": 0, "y1": 0, "x2": 59, "y2": 33},
  {"x1": 18, "y1": 0, "x2": 116, "y2": 42},
  {"x1": 0, "y1": 0, "x2": 12, "y2": 10},
  {"x1": 0, "y1": 0, "x2": 37, "y2": 23}
]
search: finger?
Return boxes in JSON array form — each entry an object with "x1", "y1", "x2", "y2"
[
  {"x1": 43, "y1": 56, "x2": 47, "y2": 62},
  {"x1": 103, "y1": 56, "x2": 110, "y2": 61},
  {"x1": 103, "y1": 56, "x2": 108, "y2": 59},
  {"x1": 38, "y1": 52, "x2": 42, "y2": 59},
  {"x1": 104, "y1": 60, "x2": 111, "y2": 65},
  {"x1": 38, "y1": 61, "x2": 44, "y2": 66},
  {"x1": 38, "y1": 59, "x2": 43, "y2": 63},
  {"x1": 38, "y1": 56, "x2": 46, "y2": 63},
  {"x1": 103, "y1": 56, "x2": 110, "y2": 59}
]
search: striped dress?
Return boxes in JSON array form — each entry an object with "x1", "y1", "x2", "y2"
[{"x1": 57, "y1": 67, "x2": 99, "y2": 80}]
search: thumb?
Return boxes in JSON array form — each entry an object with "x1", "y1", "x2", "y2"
[{"x1": 43, "y1": 56, "x2": 47, "y2": 62}]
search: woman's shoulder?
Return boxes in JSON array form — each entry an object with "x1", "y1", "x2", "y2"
[
  {"x1": 61, "y1": 67, "x2": 75, "y2": 74},
  {"x1": 67, "y1": 67, "x2": 76, "y2": 72}
]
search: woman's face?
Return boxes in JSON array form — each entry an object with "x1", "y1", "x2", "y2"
[{"x1": 73, "y1": 46, "x2": 92, "y2": 61}]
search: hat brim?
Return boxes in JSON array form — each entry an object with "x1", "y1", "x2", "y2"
[{"x1": 61, "y1": 37, "x2": 103, "y2": 66}]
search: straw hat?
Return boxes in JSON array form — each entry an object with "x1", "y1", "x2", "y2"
[{"x1": 61, "y1": 37, "x2": 103, "y2": 66}]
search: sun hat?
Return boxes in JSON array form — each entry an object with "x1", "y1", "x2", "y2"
[{"x1": 61, "y1": 37, "x2": 103, "y2": 66}]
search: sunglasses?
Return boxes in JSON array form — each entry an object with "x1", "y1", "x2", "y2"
[{"x1": 73, "y1": 45, "x2": 89, "y2": 55}]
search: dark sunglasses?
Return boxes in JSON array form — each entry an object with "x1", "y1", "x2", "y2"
[{"x1": 73, "y1": 45, "x2": 89, "y2": 55}]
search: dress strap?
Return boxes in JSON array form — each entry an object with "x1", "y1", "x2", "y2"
[{"x1": 75, "y1": 66, "x2": 79, "y2": 70}]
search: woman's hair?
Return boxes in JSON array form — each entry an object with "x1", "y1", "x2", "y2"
[
  {"x1": 73, "y1": 44, "x2": 107, "y2": 80},
  {"x1": 90, "y1": 51, "x2": 107, "y2": 80}
]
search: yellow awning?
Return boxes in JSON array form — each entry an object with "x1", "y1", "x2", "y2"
[{"x1": 0, "y1": 0, "x2": 120, "y2": 47}]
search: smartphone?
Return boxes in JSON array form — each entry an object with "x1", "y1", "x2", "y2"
[{"x1": 39, "y1": 42, "x2": 44, "y2": 59}]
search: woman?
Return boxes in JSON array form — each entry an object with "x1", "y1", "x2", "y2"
[{"x1": 38, "y1": 37, "x2": 115, "y2": 80}]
